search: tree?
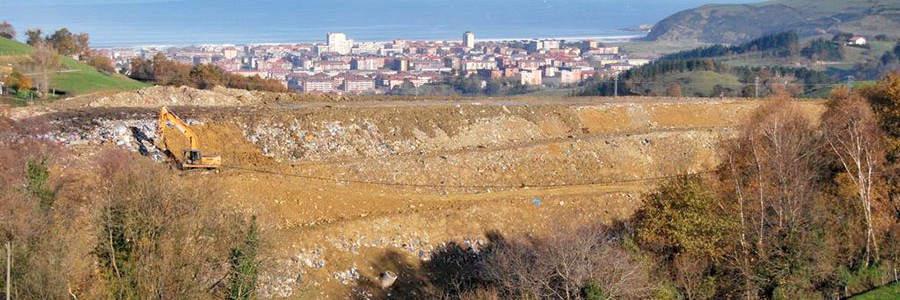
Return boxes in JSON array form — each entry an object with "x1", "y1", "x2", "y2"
[
  {"x1": 719, "y1": 95, "x2": 825, "y2": 298},
  {"x1": 24, "y1": 29, "x2": 42, "y2": 46},
  {"x1": 47, "y1": 28, "x2": 78, "y2": 56},
  {"x1": 93, "y1": 151, "x2": 241, "y2": 299},
  {"x1": 481, "y1": 224, "x2": 653, "y2": 300},
  {"x1": 666, "y1": 83, "x2": 683, "y2": 97},
  {"x1": 0, "y1": 21, "x2": 14, "y2": 40},
  {"x1": 822, "y1": 87, "x2": 888, "y2": 265},
  {"x1": 227, "y1": 217, "x2": 260, "y2": 300},
  {"x1": 881, "y1": 52, "x2": 897, "y2": 66},
  {"x1": 75, "y1": 33, "x2": 90, "y2": 57},
  {"x1": 635, "y1": 176, "x2": 732, "y2": 260},
  {"x1": 24, "y1": 157, "x2": 55, "y2": 210},
  {"x1": 88, "y1": 54, "x2": 115, "y2": 74},
  {"x1": 30, "y1": 42, "x2": 60, "y2": 97},
  {"x1": 7, "y1": 69, "x2": 32, "y2": 92}
]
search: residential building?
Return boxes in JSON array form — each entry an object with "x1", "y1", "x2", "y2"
[
  {"x1": 849, "y1": 36, "x2": 867, "y2": 46},
  {"x1": 327, "y1": 32, "x2": 353, "y2": 55},
  {"x1": 520, "y1": 70, "x2": 542, "y2": 86},
  {"x1": 302, "y1": 76, "x2": 335, "y2": 93},
  {"x1": 351, "y1": 57, "x2": 384, "y2": 71},
  {"x1": 223, "y1": 47, "x2": 239, "y2": 60},
  {"x1": 463, "y1": 31, "x2": 476, "y2": 48},
  {"x1": 343, "y1": 76, "x2": 376, "y2": 93}
]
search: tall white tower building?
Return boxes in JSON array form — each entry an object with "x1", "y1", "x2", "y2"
[
  {"x1": 463, "y1": 31, "x2": 475, "y2": 48},
  {"x1": 327, "y1": 32, "x2": 353, "y2": 55}
]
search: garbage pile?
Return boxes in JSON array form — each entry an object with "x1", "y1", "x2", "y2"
[{"x1": 48, "y1": 118, "x2": 165, "y2": 160}]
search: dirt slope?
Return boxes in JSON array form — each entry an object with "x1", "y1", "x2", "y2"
[{"x1": 27, "y1": 88, "x2": 826, "y2": 298}]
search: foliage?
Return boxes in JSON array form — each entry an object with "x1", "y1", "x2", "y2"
[
  {"x1": 24, "y1": 29, "x2": 41, "y2": 46},
  {"x1": 24, "y1": 157, "x2": 55, "y2": 210},
  {"x1": 657, "y1": 31, "x2": 800, "y2": 62},
  {"x1": 665, "y1": 83, "x2": 682, "y2": 97},
  {"x1": 30, "y1": 42, "x2": 61, "y2": 97},
  {"x1": 0, "y1": 36, "x2": 147, "y2": 97},
  {"x1": 581, "y1": 282, "x2": 609, "y2": 300},
  {"x1": 822, "y1": 86, "x2": 888, "y2": 265},
  {"x1": 43, "y1": 28, "x2": 89, "y2": 57},
  {"x1": 128, "y1": 53, "x2": 289, "y2": 93},
  {"x1": 802, "y1": 38, "x2": 845, "y2": 61},
  {"x1": 227, "y1": 217, "x2": 260, "y2": 300},
  {"x1": 0, "y1": 21, "x2": 14, "y2": 40},
  {"x1": 93, "y1": 150, "x2": 246, "y2": 299},
  {"x1": 580, "y1": 56, "x2": 834, "y2": 97},
  {"x1": 635, "y1": 176, "x2": 732, "y2": 259},
  {"x1": 7, "y1": 69, "x2": 33, "y2": 92},
  {"x1": 391, "y1": 74, "x2": 531, "y2": 96},
  {"x1": 87, "y1": 54, "x2": 116, "y2": 74},
  {"x1": 858, "y1": 73, "x2": 900, "y2": 161}
]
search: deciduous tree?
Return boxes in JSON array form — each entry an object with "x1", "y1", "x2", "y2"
[
  {"x1": 87, "y1": 54, "x2": 115, "y2": 74},
  {"x1": 822, "y1": 86, "x2": 888, "y2": 265},
  {"x1": 667, "y1": 83, "x2": 683, "y2": 97},
  {"x1": 47, "y1": 28, "x2": 77, "y2": 56},
  {"x1": 24, "y1": 29, "x2": 42, "y2": 46},
  {"x1": 30, "y1": 42, "x2": 60, "y2": 97},
  {"x1": 719, "y1": 95, "x2": 825, "y2": 298},
  {"x1": 0, "y1": 21, "x2": 14, "y2": 40}
]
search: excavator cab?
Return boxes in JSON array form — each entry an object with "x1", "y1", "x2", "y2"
[{"x1": 181, "y1": 149, "x2": 222, "y2": 169}]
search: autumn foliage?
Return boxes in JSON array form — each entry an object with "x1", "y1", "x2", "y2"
[{"x1": 129, "y1": 53, "x2": 290, "y2": 93}]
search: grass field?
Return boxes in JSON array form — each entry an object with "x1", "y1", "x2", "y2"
[
  {"x1": 0, "y1": 38, "x2": 149, "y2": 98},
  {"x1": 803, "y1": 80, "x2": 876, "y2": 99},
  {"x1": 850, "y1": 281, "x2": 900, "y2": 300},
  {"x1": 610, "y1": 40, "x2": 711, "y2": 58},
  {"x1": 639, "y1": 70, "x2": 742, "y2": 97}
]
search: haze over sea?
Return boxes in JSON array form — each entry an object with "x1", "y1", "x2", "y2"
[{"x1": 6, "y1": 0, "x2": 749, "y2": 48}]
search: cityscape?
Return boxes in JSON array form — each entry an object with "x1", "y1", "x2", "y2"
[{"x1": 107, "y1": 31, "x2": 640, "y2": 95}]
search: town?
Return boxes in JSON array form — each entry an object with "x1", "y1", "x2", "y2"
[{"x1": 107, "y1": 32, "x2": 645, "y2": 95}]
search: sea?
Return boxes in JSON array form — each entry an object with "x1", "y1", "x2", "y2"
[{"x1": 5, "y1": 0, "x2": 752, "y2": 48}]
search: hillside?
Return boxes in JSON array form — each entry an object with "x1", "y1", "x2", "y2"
[
  {"x1": 0, "y1": 38, "x2": 148, "y2": 98},
  {"x1": 647, "y1": 0, "x2": 900, "y2": 44},
  {"x1": 850, "y1": 281, "x2": 900, "y2": 300}
]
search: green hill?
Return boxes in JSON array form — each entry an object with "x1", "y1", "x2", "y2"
[
  {"x1": 647, "y1": 0, "x2": 900, "y2": 44},
  {"x1": 0, "y1": 38, "x2": 148, "y2": 97},
  {"x1": 850, "y1": 281, "x2": 900, "y2": 300}
]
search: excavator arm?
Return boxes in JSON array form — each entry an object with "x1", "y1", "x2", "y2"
[
  {"x1": 158, "y1": 107, "x2": 200, "y2": 150},
  {"x1": 156, "y1": 106, "x2": 222, "y2": 169}
]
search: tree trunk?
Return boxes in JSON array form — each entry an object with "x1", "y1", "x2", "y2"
[{"x1": 5, "y1": 241, "x2": 10, "y2": 300}]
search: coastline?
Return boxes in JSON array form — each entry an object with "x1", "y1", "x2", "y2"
[{"x1": 100, "y1": 33, "x2": 648, "y2": 49}]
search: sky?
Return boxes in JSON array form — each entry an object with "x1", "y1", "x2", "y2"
[{"x1": 3, "y1": 0, "x2": 756, "y2": 47}]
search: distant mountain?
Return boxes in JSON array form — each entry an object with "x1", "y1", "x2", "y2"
[{"x1": 647, "y1": 0, "x2": 900, "y2": 44}]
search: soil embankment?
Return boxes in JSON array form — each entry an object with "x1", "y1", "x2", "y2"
[{"x1": 24, "y1": 87, "x2": 826, "y2": 298}]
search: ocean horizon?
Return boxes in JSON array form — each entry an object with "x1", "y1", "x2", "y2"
[{"x1": 5, "y1": 0, "x2": 752, "y2": 48}]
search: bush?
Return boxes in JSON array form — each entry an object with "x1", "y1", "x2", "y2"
[{"x1": 24, "y1": 157, "x2": 54, "y2": 210}]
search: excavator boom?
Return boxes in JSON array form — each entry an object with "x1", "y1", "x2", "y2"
[{"x1": 156, "y1": 106, "x2": 222, "y2": 169}]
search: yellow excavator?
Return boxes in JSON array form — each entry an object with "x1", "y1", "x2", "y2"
[{"x1": 156, "y1": 106, "x2": 222, "y2": 169}]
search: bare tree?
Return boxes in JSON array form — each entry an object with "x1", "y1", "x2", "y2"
[
  {"x1": 30, "y1": 42, "x2": 60, "y2": 97},
  {"x1": 482, "y1": 223, "x2": 653, "y2": 300},
  {"x1": 822, "y1": 88, "x2": 886, "y2": 264}
]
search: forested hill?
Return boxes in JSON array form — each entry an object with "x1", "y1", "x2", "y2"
[{"x1": 646, "y1": 0, "x2": 900, "y2": 44}]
